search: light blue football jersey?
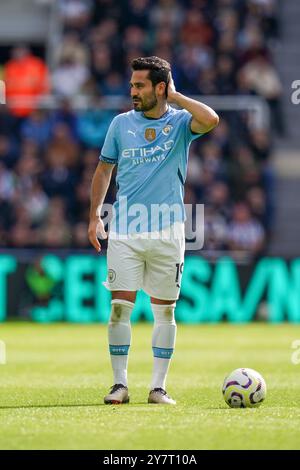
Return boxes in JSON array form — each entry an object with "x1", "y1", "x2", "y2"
[{"x1": 100, "y1": 106, "x2": 203, "y2": 234}]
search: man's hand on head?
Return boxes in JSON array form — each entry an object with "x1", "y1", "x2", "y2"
[{"x1": 166, "y1": 73, "x2": 179, "y2": 104}]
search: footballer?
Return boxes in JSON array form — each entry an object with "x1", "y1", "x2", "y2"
[{"x1": 88, "y1": 56, "x2": 219, "y2": 405}]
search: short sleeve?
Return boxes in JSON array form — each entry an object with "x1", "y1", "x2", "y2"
[
  {"x1": 99, "y1": 116, "x2": 119, "y2": 164},
  {"x1": 180, "y1": 110, "x2": 204, "y2": 144}
]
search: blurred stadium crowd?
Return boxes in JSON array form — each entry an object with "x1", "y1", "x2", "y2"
[{"x1": 0, "y1": 0, "x2": 282, "y2": 258}]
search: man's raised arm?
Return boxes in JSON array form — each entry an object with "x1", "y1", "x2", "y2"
[{"x1": 167, "y1": 75, "x2": 219, "y2": 134}]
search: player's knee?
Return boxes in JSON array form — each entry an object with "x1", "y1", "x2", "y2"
[
  {"x1": 151, "y1": 303, "x2": 176, "y2": 324},
  {"x1": 164, "y1": 304, "x2": 176, "y2": 321},
  {"x1": 109, "y1": 299, "x2": 134, "y2": 324},
  {"x1": 112, "y1": 291, "x2": 137, "y2": 303}
]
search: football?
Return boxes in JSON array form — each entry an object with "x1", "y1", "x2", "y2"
[{"x1": 222, "y1": 368, "x2": 267, "y2": 408}]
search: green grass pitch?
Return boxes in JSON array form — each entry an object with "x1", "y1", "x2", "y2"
[{"x1": 0, "y1": 322, "x2": 300, "y2": 450}]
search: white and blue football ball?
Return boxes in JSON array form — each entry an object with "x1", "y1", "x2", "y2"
[{"x1": 222, "y1": 368, "x2": 267, "y2": 408}]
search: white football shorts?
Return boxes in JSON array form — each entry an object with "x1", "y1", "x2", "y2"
[{"x1": 103, "y1": 222, "x2": 185, "y2": 300}]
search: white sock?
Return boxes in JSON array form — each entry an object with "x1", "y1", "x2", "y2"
[
  {"x1": 108, "y1": 299, "x2": 133, "y2": 387},
  {"x1": 150, "y1": 303, "x2": 176, "y2": 390}
]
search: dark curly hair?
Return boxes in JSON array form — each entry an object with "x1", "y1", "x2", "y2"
[{"x1": 131, "y1": 56, "x2": 171, "y2": 88}]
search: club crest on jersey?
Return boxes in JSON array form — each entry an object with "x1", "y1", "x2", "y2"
[
  {"x1": 145, "y1": 128, "x2": 156, "y2": 142},
  {"x1": 162, "y1": 125, "x2": 173, "y2": 136}
]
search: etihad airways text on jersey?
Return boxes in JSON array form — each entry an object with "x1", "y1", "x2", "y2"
[{"x1": 122, "y1": 140, "x2": 174, "y2": 158}]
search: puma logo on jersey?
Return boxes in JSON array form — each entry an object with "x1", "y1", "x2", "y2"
[{"x1": 128, "y1": 130, "x2": 136, "y2": 137}]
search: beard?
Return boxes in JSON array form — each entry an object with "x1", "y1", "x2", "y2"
[{"x1": 132, "y1": 93, "x2": 158, "y2": 112}]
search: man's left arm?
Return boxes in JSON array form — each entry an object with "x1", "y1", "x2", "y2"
[{"x1": 167, "y1": 76, "x2": 219, "y2": 134}]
